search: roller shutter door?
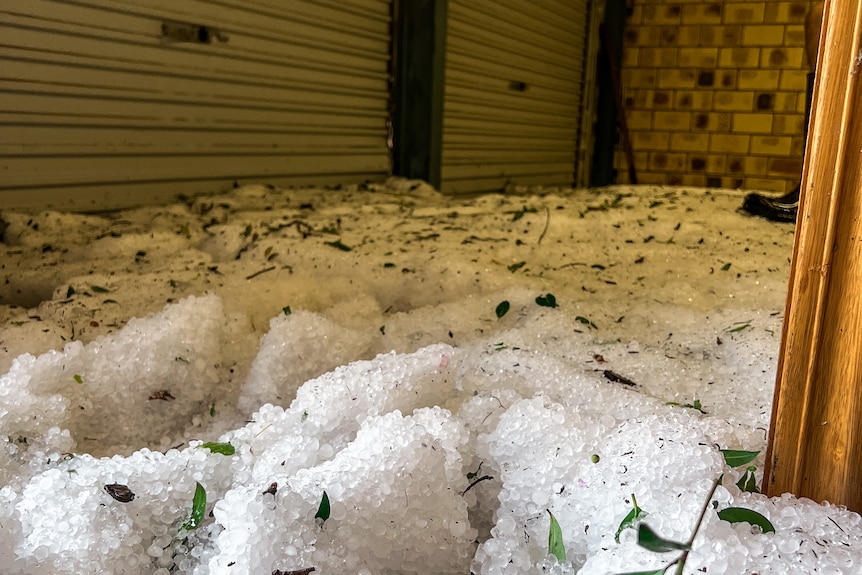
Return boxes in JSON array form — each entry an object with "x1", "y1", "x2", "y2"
[
  {"x1": 0, "y1": 0, "x2": 392, "y2": 211},
  {"x1": 442, "y1": 0, "x2": 592, "y2": 194}
]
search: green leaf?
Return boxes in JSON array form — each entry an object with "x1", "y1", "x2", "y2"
[
  {"x1": 547, "y1": 509, "x2": 566, "y2": 562},
  {"x1": 512, "y1": 206, "x2": 537, "y2": 221},
  {"x1": 615, "y1": 494, "x2": 647, "y2": 543},
  {"x1": 91, "y1": 285, "x2": 110, "y2": 293},
  {"x1": 315, "y1": 490, "x2": 330, "y2": 522},
  {"x1": 495, "y1": 300, "x2": 510, "y2": 319},
  {"x1": 591, "y1": 454, "x2": 600, "y2": 463},
  {"x1": 73, "y1": 374, "x2": 83, "y2": 384},
  {"x1": 536, "y1": 293, "x2": 558, "y2": 308},
  {"x1": 324, "y1": 240, "x2": 352, "y2": 252},
  {"x1": 636, "y1": 524, "x2": 690, "y2": 553},
  {"x1": 66, "y1": 286, "x2": 76, "y2": 298},
  {"x1": 721, "y1": 262, "x2": 732, "y2": 271},
  {"x1": 383, "y1": 262, "x2": 395, "y2": 268},
  {"x1": 183, "y1": 482, "x2": 207, "y2": 530},
  {"x1": 508, "y1": 261, "x2": 526, "y2": 273},
  {"x1": 209, "y1": 403, "x2": 216, "y2": 417},
  {"x1": 282, "y1": 306, "x2": 292, "y2": 316},
  {"x1": 727, "y1": 322, "x2": 750, "y2": 333},
  {"x1": 199, "y1": 442, "x2": 235, "y2": 456},
  {"x1": 575, "y1": 316, "x2": 598, "y2": 330},
  {"x1": 736, "y1": 470, "x2": 760, "y2": 493},
  {"x1": 720, "y1": 449, "x2": 760, "y2": 468},
  {"x1": 717, "y1": 507, "x2": 774, "y2": 533},
  {"x1": 666, "y1": 399, "x2": 706, "y2": 414}
]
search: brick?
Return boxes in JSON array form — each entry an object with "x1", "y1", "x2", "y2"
[
  {"x1": 624, "y1": 27, "x2": 662, "y2": 47},
  {"x1": 680, "y1": 174, "x2": 708, "y2": 187},
  {"x1": 728, "y1": 155, "x2": 768, "y2": 175},
  {"x1": 719, "y1": 71, "x2": 738, "y2": 89},
  {"x1": 628, "y1": 4, "x2": 643, "y2": 25},
  {"x1": 761, "y1": 47, "x2": 805, "y2": 68},
  {"x1": 755, "y1": 92, "x2": 775, "y2": 111},
  {"x1": 638, "y1": 90, "x2": 674, "y2": 109},
  {"x1": 654, "y1": 111, "x2": 691, "y2": 130},
  {"x1": 784, "y1": 25, "x2": 806, "y2": 48},
  {"x1": 623, "y1": 88, "x2": 638, "y2": 109},
  {"x1": 738, "y1": 69, "x2": 781, "y2": 90},
  {"x1": 772, "y1": 91, "x2": 798, "y2": 112},
  {"x1": 623, "y1": 69, "x2": 658, "y2": 88},
  {"x1": 780, "y1": 69, "x2": 809, "y2": 90},
  {"x1": 697, "y1": 70, "x2": 715, "y2": 87},
  {"x1": 676, "y1": 26, "x2": 701, "y2": 46},
  {"x1": 669, "y1": 173, "x2": 687, "y2": 186},
  {"x1": 732, "y1": 113, "x2": 773, "y2": 134},
  {"x1": 639, "y1": 47, "x2": 679, "y2": 67},
  {"x1": 724, "y1": 3, "x2": 766, "y2": 24},
  {"x1": 677, "y1": 48, "x2": 718, "y2": 67},
  {"x1": 772, "y1": 114, "x2": 805, "y2": 135},
  {"x1": 754, "y1": 91, "x2": 798, "y2": 112},
  {"x1": 790, "y1": 136, "x2": 805, "y2": 155},
  {"x1": 649, "y1": 152, "x2": 687, "y2": 171},
  {"x1": 768, "y1": 157, "x2": 803, "y2": 176},
  {"x1": 741, "y1": 25, "x2": 785, "y2": 46},
  {"x1": 627, "y1": 110, "x2": 654, "y2": 130},
  {"x1": 641, "y1": 4, "x2": 682, "y2": 25},
  {"x1": 631, "y1": 131, "x2": 670, "y2": 151},
  {"x1": 660, "y1": 26, "x2": 680, "y2": 46},
  {"x1": 750, "y1": 135, "x2": 793, "y2": 155},
  {"x1": 657, "y1": 68, "x2": 696, "y2": 89},
  {"x1": 764, "y1": 2, "x2": 810, "y2": 24},
  {"x1": 634, "y1": 172, "x2": 668, "y2": 185},
  {"x1": 718, "y1": 47, "x2": 760, "y2": 68},
  {"x1": 681, "y1": 3, "x2": 722, "y2": 24},
  {"x1": 633, "y1": 152, "x2": 650, "y2": 172},
  {"x1": 622, "y1": 47, "x2": 639, "y2": 67},
  {"x1": 674, "y1": 90, "x2": 713, "y2": 110},
  {"x1": 710, "y1": 134, "x2": 751, "y2": 153},
  {"x1": 713, "y1": 91, "x2": 754, "y2": 111},
  {"x1": 692, "y1": 112, "x2": 731, "y2": 131},
  {"x1": 670, "y1": 132, "x2": 709, "y2": 152},
  {"x1": 706, "y1": 154, "x2": 727, "y2": 173},
  {"x1": 689, "y1": 155, "x2": 708, "y2": 171},
  {"x1": 745, "y1": 177, "x2": 787, "y2": 193},
  {"x1": 698, "y1": 25, "x2": 741, "y2": 47}
]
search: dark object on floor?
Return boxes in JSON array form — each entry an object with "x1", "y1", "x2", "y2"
[
  {"x1": 742, "y1": 187, "x2": 799, "y2": 223},
  {"x1": 742, "y1": 72, "x2": 813, "y2": 224}
]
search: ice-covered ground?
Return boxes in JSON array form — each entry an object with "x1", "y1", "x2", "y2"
[{"x1": 1, "y1": 180, "x2": 859, "y2": 574}]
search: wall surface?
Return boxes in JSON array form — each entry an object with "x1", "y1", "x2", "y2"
[{"x1": 617, "y1": 1, "x2": 817, "y2": 193}]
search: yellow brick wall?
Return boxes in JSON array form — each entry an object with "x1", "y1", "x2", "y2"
[{"x1": 617, "y1": 0, "x2": 816, "y2": 193}]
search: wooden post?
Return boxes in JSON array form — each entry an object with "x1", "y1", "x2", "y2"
[{"x1": 763, "y1": 0, "x2": 862, "y2": 510}]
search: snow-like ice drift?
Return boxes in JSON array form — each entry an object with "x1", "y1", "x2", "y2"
[{"x1": 1, "y1": 180, "x2": 860, "y2": 574}]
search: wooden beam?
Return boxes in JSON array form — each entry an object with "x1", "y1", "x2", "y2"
[
  {"x1": 764, "y1": 0, "x2": 862, "y2": 510},
  {"x1": 391, "y1": 0, "x2": 447, "y2": 189}
]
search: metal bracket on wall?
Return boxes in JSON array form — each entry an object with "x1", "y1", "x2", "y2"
[{"x1": 161, "y1": 20, "x2": 229, "y2": 44}]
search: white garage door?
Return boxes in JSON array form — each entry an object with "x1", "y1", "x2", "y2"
[
  {"x1": 442, "y1": 0, "x2": 593, "y2": 194},
  {"x1": 0, "y1": 0, "x2": 392, "y2": 211}
]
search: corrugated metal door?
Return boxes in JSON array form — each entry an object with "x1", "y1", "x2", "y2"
[
  {"x1": 442, "y1": 0, "x2": 593, "y2": 194},
  {"x1": 1, "y1": 0, "x2": 392, "y2": 211}
]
